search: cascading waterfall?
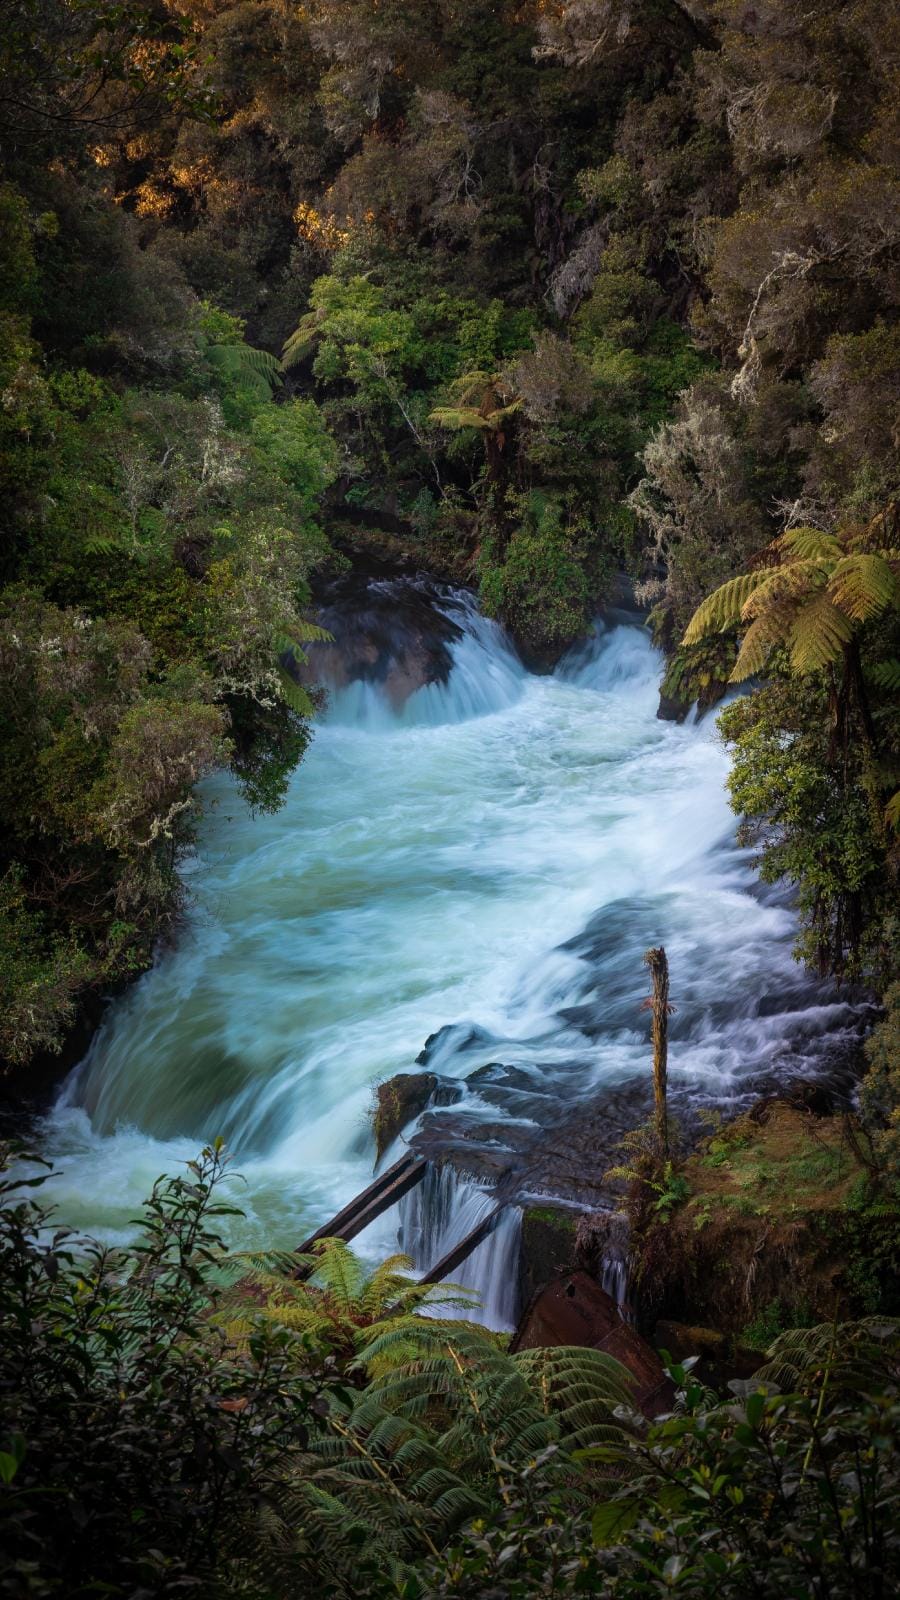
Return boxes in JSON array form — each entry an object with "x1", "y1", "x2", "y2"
[
  {"x1": 33, "y1": 579, "x2": 867, "y2": 1325},
  {"x1": 399, "y1": 1163, "x2": 522, "y2": 1333}
]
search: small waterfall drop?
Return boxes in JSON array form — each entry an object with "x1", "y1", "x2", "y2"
[
  {"x1": 399, "y1": 1164, "x2": 522, "y2": 1333},
  {"x1": 325, "y1": 590, "x2": 527, "y2": 729}
]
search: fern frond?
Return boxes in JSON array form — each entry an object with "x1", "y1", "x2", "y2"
[
  {"x1": 729, "y1": 610, "x2": 784, "y2": 681},
  {"x1": 282, "y1": 310, "x2": 325, "y2": 369},
  {"x1": 682, "y1": 571, "x2": 772, "y2": 645},
  {"x1": 483, "y1": 400, "x2": 522, "y2": 425},
  {"x1": 206, "y1": 342, "x2": 283, "y2": 399},
  {"x1": 448, "y1": 370, "x2": 497, "y2": 404},
  {"x1": 828, "y1": 553, "x2": 899, "y2": 622},
  {"x1": 429, "y1": 406, "x2": 493, "y2": 431},
  {"x1": 885, "y1": 791, "x2": 900, "y2": 831},
  {"x1": 789, "y1": 591, "x2": 855, "y2": 674},
  {"x1": 755, "y1": 1315, "x2": 899, "y2": 1391},
  {"x1": 277, "y1": 667, "x2": 316, "y2": 716},
  {"x1": 777, "y1": 526, "x2": 842, "y2": 562},
  {"x1": 869, "y1": 658, "x2": 900, "y2": 691}
]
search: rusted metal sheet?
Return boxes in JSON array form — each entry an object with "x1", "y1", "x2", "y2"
[{"x1": 510, "y1": 1271, "x2": 675, "y2": 1417}]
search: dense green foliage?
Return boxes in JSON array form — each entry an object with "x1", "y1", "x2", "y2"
[
  {"x1": 2, "y1": 1147, "x2": 899, "y2": 1598},
  {"x1": 1, "y1": 0, "x2": 898, "y2": 1064}
]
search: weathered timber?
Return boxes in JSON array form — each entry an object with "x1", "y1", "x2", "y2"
[
  {"x1": 419, "y1": 1203, "x2": 505, "y2": 1285},
  {"x1": 644, "y1": 945, "x2": 671, "y2": 1157},
  {"x1": 294, "y1": 1151, "x2": 427, "y2": 1275}
]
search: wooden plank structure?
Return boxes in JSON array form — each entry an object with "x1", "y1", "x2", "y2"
[
  {"x1": 294, "y1": 1155, "x2": 506, "y2": 1287},
  {"x1": 294, "y1": 1151, "x2": 428, "y2": 1276}
]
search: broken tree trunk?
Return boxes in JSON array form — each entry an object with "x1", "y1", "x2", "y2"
[{"x1": 643, "y1": 945, "x2": 670, "y2": 1158}]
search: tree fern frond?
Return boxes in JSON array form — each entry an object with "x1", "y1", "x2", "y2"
[
  {"x1": 428, "y1": 405, "x2": 493, "y2": 431},
  {"x1": 789, "y1": 591, "x2": 855, "y2": 674},
  {"x1": 828, "y1": 553, "x2": 899, "y2": 622},
  {"x1": 682, "y1": 571, "x2": 773, "y2": 645},
  {"x1": 777, "y1": 526, "x2": 843, "y2": 562},
  {"x1": 869, "y1": 658, "x2": 900, "y2": 691},
  {"x1": 276, "y1": 667, "x2": 316, "y2": 716},
  {"x1": 448, "y1": 370, "x2": 497, "y2": 403},
  {"x1": 885, "y1": 791, "x2": 900, "y2": 831},
  {"x1": 282, "y1": 310, "x2": 325, "y2": 369},
  {"x1": 206, "y1": 342, "x2": 284, "y2": 399},
  {"x1": 755, "y1": 1316, "x2": 899, "y2": 1391},
  {"x1": 283, "y1": 620, "x2": 334, "y2": 646},
  {"x1": 729, "y1": 610, "x2": 784, "y2": 681}
]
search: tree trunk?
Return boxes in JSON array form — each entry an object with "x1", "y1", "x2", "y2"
[{"x1": 644, "y1": 946, "x2": 670, "y2": 1158}]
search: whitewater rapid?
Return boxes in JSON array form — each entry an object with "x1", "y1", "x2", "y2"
[{"x1": 34, "y1": 591, "x2": 859, "y2": 1308}]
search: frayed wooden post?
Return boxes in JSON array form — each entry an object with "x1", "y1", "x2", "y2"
[{"x1": 643, "y1": 946, "x2": 671, "y2": 1158}]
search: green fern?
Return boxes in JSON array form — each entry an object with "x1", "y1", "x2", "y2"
[
  {"x1": 828, "y1": 552, "x2": 899, "y2": 621},
  {"x1": 274, "y1": 1327, "x2": 635, "y2": 1584},
  {"x1": 205, "y1": 342, "x2": 284, "y2": 399},
  {"x1": 276, "y1": 622, "x2": 332, "y2": 716},
  {"x1": 755, "y1": 1315, "x2": 899, "y2": 1393},
  {"x1": 729, "y1": 607, "x2": 787, "y2": 681},
  {"x1": 778, "y1": 526, "x2": 843, "y2": 562},
  {"x1": 869, "y1": 658, "x2": 900, "y2": 691},
  {"x1": 282, "y1": 309, "x2": 325, "y2": 370},
  {"x1": 219, "y1": 1237, "x2": 476, "y2": 1368},
  {"x1": 683, "y1": 513, "x2": 900, "y2": 684},
  {"x1": 682, "y1": 571, "x2": 773, "y2": 645},
  {"x1": 788, "y1": 590, "x2": 855, "y2": 674},
  {"x1": 429, "y1": 369, "x2": 521, "y2": 434}
]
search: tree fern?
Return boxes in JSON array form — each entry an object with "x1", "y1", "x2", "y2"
[
  {"x1": 683, "y1": 514, "x2": 900, "y2": 687},
  {"x1": 428, "y1": 369, "x2": 521, "y2": 434},
  {"x1": 205, "y1": 342, "x2": 284, "y2": 400}
]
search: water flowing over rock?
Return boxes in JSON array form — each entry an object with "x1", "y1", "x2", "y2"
[{"x1": 33, "y1": 576, "x2": 873, "y2": 1330}]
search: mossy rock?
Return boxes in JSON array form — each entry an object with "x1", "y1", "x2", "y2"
[{"x1": 519, "y1": 1204, "x2": 578, "y2": 1307}]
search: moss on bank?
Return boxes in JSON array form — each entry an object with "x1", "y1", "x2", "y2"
[{"x1": 635, "y1": 1106, "x2": 900, "y2": 1338}]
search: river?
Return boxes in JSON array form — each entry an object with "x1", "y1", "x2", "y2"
[{"x1": 32, "y1": 582, "x2": 863, "y2": 1321}]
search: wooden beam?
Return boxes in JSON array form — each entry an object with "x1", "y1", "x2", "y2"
[
  {"x1": 419, "y1": 1203, "x2": 505, "y2": 1285},
  {"x1": 294, "y1": 1152, "x2": 428, "y2": 1276}
]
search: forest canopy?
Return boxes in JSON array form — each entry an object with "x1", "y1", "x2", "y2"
[{"x1": 0, "y1": 0, "x2": 897, "y2": 1077}]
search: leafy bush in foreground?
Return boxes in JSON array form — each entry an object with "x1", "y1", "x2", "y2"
[
  {"x1": 3, "y1": 1146, "x2": 898, "y2": 1599},
  {"x1": 0, "y1": 1141, "x2": 333, "y2": 1598}
]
